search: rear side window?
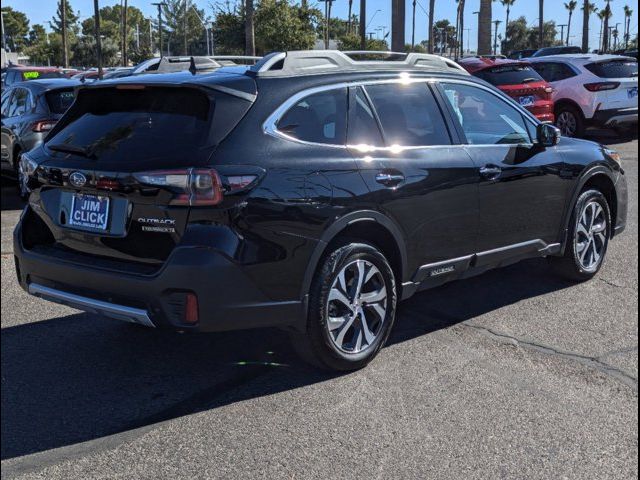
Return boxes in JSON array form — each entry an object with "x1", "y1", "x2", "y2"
[
  {"x1": 277, "y1": 88, "x2": 347, "y2": 145},
  {"x1": 585, "y1": 60, "x2": 638, "y2": 78},
  {"x1": 347, "y1": 87, "x2": 384, "y2": 147},
  {"x1": 474, "y1": 65, "x2": 545, "y2": 86},
  {"x1": 46, "y1": 87, "x2": 214, "y2": 164},
  {"x1": 365, "y1": 82, "x2": 451, "y2": 146},
  {"x1": 531, "y1": 63, "x2": 577, "y2": 82},
  {"x1": 46, "y1": 89, "x2": 76, "y2": 114}
]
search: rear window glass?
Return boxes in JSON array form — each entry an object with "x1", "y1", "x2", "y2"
[
  {"x1": 22, "y1": 71, "x2": 66, "y2": 81},
  {"x1": 585, "y1": 60, "x2": 638, "y2": 78},
  {"x1": 46, "y1": 89, "x2": 75, "y2": 114},
  {"x1": 474, "y1": 65, "x2": 545, "y2": 86},
  {"x1": 46, "y1": 87, "x2": 213, "y2": 163},
  {"x1": 277, "y1": 88, "x2": 348, "y2": 145}
]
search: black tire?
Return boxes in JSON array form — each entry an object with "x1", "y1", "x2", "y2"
[
  {"x1": 555, "y1": 104, "x2": 585, "y2": 138},
  {"x1": 550, "y1": 189, "x2": 611, "y2": 281},
  {"x1": 291, "y1": 241, "x2": 397, "y2": 371}
]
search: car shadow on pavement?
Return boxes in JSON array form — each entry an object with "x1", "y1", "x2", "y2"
[
  {"x1": 1, "y1": 179, "x2": 25, "y2": 211},
  {"x1": 1, "y1": 257, "x2": 575, "y2": 460}
]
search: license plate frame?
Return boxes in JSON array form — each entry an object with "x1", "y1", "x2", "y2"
[
  {"x1": 69, "y1": 193, "x2": 110, "y2": 231},
  {"x1": 518, "y1": 95, "x2": 535, "y2": 107}
]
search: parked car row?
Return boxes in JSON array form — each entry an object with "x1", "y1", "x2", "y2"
[
  {"x1": 8, "y1": 50, "x2": 629, "y2": 371},
  {"x1": 458, "y1": 54, "x2": 638, "y2": 138}
]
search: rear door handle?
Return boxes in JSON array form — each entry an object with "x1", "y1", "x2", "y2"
[
  {"x1": 375, "y1": 171, "x2": 405, "y2": 187},
  {"x1": 479, "y1": 164, "x2": 502, "y2": 180}
]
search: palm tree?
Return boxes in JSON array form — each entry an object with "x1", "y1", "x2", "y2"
[
  {"x1": 478, "y1": 0, "x2": 493, "y2": 54},
  {"x1": 623, "y1": 5, "x2": 633, "y2": 48},
  {"x1": 347, "y1": 0, "x2": 353, "y2": 34},
  {"x1": 391, "y1": 0, "x2": 405, "y2": 51},
  {"x1": 597, "y1": 9, "x2": 607, "y2": 51},
  {"x1": 581, "y1": 1, "x2": 597, "y2": 52},
  {"x1": 564, "y1": 1, "x2": 577, "y2": 46},
  {"x1": 428, "y1": 0, "x2": 436, "y2": 53},
  {"x1": 538, "y1": 0, "x2": 544, "y2": 48},
  {"x1": 457, "y1": 0, "x2": 466, "y2": 57},
  {"x1": 602, "y1": 1, "x2": 613, "y2": 52},
  {"x1": 501, "y1": 0, "x2": 516, "y2": 49}
]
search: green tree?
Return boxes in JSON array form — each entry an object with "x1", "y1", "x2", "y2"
[
  {"x1": 501, "y1": 0, "x2": 516, "y2": 47},
  {"x1": 72, "y1": 35, "x2": 119, "y2": 67},
  {"x1": 504, "y1": 16, "x2": 529, "y2": 52},
  {"x1": 601, "y1": 1, "x2": 613, "y2": 52},
  {"x1": 211, "y1": 3, "x2": 245, "y2": 54},
  {"x1": 338, "y1": 34, "x2": 388, "y2": 50},
  {"x1": 162, "y1": 0, "x2": 209, "y2": 55},
  {"x1": 255, "y1": 0, "x2": 317, "y2": 53},
  {"x1": 528, "y1": 20, "x2": 559, "y2": 47},
  {"x1": 50, "y1": 0, "x2": 79, "y2": 34},
  {"x1": 1, "y1": 6, "x2": 30, "y2": 52},
  {"x1": 623, "y1": 5, "x2": 633, "y2": 48}
]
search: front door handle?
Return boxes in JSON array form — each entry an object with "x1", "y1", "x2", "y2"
[
  {"x1": 375, "y1": 171, "x2": 405, "y2": 187},
  {"x1": 479, "y1": 164, "x2": 502, "y2": 180}
]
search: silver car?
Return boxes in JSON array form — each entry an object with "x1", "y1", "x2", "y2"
[{"x1": 1, "y1": 78, "x2": 80, "y2": 198}]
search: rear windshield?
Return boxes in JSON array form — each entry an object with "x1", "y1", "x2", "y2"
[
  {"x1": 585, "y1": 60, "x2": 639, "y2": 78},
  {"x1": 22, "y1": 70, "x2": 66, "y2": 81},
  {"x1": 474, "y1": 65, "x2": 545, "y2": 86},
  {"x1": 46, "y1": 89, "x2": 75, "y2": 114},
  {"x1": 46, "y1": 87, "x2": 213, "y2": 164}
]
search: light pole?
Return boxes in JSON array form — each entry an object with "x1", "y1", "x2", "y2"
[
  {"x1": 492, "y1": 20, "x2": 502, "y2": 55},
  {"x1": 558, "y1": 24, "x2": 567, "y2": 45},
  {"x1": 464, "y1": 28, "x2": 471, "y2": 54},
  {"x1": 151, "y1": 3, "x2": 167, "y2": 58},
  {"x1": 0, "y1": 12, "x2": 7, "y2": 55},
  {"x1": 93, "y1": 0, "x2": 103, "y2": 78}
]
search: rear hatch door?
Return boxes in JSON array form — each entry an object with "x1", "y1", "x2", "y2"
[
  {"x1": 29, "y1": 79, "x2": 255, "y2": 268},
  {"x1": 585, "y1": 58, "x2": 639, "y2": 109}
]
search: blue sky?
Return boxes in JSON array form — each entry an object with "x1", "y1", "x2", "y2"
[{"x1": 5, "y1": 0, "x2": 638, "y2": 51}]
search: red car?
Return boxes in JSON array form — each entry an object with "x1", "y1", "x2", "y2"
[{"x1": 458, "y1": 57, "x2": 555, "y2": 123}]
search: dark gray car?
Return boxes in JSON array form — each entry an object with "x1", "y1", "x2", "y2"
[{"x1": 1, "y1": 78, "x2": 80, "y2": 197}]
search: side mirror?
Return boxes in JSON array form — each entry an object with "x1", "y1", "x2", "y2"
[{"x1": 537, "y1": 123, "x2": 561, "y2": 147}]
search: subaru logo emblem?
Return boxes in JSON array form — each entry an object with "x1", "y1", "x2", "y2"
[{"x1": 69, "y1": 171, "x2": 87, "y2": 188}]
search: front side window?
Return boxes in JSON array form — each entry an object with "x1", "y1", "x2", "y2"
[
  {"x1": 364, "y1": 82, "x2": 451, "y2": 146},
  {"x1": 277, "y1": 88, "x2": 347, "y2": 145},
  {"x1": 1, "y1": 90, "x2": 13, "y2": 117},
  {"x1": 441, "y1": 83, "x2": 532, "y2": 145}
]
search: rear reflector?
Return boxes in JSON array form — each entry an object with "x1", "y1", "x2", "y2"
[
  {"x1": 584, "y1": 82, "x2": 620, "y2": 92},
  {"x1": 184, "y1": 293, "x2": 199, "y2": 324},
  {"x1": 31, "y1": 120, "x2": 57, "y2": 132}
]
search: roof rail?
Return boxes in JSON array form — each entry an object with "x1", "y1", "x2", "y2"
[
  {"x1": 208, "y1": 55, "x2": 263, "y2": 66},
  {"x1": 249, "y1": 50, "x2": 469, "y2": 77}
]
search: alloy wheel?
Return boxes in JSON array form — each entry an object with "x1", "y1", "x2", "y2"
[
  {"x1": 557, "y1": 111, "x2": 578, "y2": 137},
  {"x1": 326, "y1": 259, "x2": 388, "y2": 354},
  {"x1": 575, "y1": 200, "x2": 608, "y2": 272}
]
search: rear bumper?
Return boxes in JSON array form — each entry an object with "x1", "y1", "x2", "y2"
[
  {"x1": 590, "y1": 107, "x2": 638, "y2": 128},
  {"x1": 13, "y1": 222, "x2": 307, "y2": 333}
]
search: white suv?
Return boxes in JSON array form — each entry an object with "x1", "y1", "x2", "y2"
[{"x1": 529, "y1": 54, "x2": 638, "y2": 137}]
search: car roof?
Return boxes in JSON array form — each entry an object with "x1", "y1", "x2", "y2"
[
  {"x1": 458, "y1": 57, "x2": 529, "y2": 73},
  {"x1": 8, "y1": 66, "x2": 63, "y2": 72},
  {"x1": 528, "y1": 54, "x2": 637, "y2": 64},
  {"x1": 7, "y1": 78, "x2": 82, "y2": 91}
]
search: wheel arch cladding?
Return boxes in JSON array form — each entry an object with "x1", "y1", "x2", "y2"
[
  {"x1": 555, "y1": 98, "x2": 585, "y2": 118},
  {"x1": 300, "y1": 211, "x2": 407, "y2": 302}
]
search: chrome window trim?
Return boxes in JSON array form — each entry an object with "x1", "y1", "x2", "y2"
[{"x1": 262, "y1": 75, "x2": 540, "y2": 150}]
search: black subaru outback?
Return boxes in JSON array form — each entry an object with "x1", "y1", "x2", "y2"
[{"x1": 14, "y1": 51, "x2": 628, "y2": 371}]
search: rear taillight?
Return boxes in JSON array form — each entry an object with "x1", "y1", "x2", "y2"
[
  {"x1": 31, "y1": 120, "x2": 57, "y2": 132},
  {"x1": 584, "y1": 82, "x2": 621, "y2": 92},
  {"x1": 134, "y1": 168, "x2": 223, "y2": 206}
]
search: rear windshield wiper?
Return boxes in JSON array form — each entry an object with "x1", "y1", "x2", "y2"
[{"x1": 47, "y1": 143, "x2": 96, "y2": 159}]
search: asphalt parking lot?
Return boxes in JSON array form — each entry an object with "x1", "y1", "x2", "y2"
[{"x1": 1, "y1": 133, "x2": 637, "y2": 480}]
